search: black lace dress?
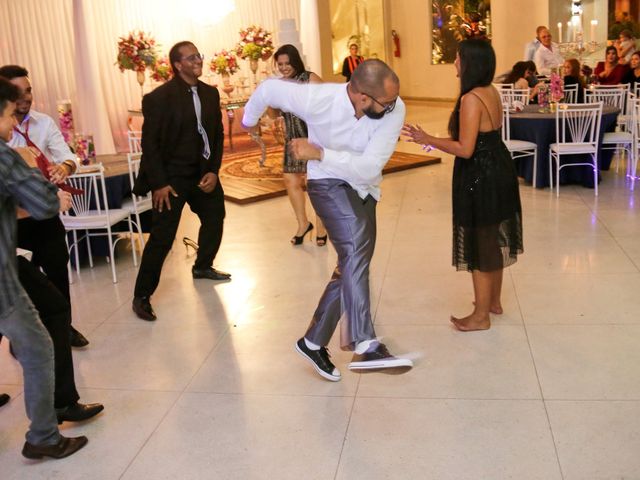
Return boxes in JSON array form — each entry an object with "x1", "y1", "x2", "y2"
[
  {"x1": 282, "y1": 70, "x2": 311, "y2": 173},
  {"x1": 452, "y1": 129, "x2": 523, "y2": 272}
]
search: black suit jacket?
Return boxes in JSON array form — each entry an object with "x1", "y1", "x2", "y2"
[{"x1": 133, "y1": 76, "x2": 224, "y2": 195}]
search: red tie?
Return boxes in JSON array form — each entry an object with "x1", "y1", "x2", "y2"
[{"x1": 13, "y1": 120, "x2": 83, "y2": 195}]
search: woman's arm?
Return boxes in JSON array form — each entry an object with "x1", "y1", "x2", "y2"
[{"x1": 402, "y1": 93, "x2": 482, "y2": 159}]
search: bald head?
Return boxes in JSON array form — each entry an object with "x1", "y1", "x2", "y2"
[{"x1": 350, "y1": 59, "x2": 399, "y2": 98}]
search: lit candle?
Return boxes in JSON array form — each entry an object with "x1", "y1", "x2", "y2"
[
  {"x1": 566, "y1": 21, "x2": 572, "y2": 43},
  {"x1": 572, "y1": 17, "x2": 579, "y2": 42},
  {"x1": 590, "y1": 19, "x2": 598, "y2": 43},
  {"x1": 558, "y1": 22, "x2": 563, "y2": 43}
]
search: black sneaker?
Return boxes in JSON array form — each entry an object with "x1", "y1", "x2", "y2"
[
  {"x1": 295, "y1": 338, "x2": 341, "y2": 382},
  {"x1": 348, "y1": 342, "x2": 413, "y2": 370}
]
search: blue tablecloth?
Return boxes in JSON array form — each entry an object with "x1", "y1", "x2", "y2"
[{"x1": 509, "y1": 105, "x2": 620, "y2": 188}]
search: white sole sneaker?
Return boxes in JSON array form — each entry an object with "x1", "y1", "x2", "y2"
[
  {"x1": 348, "y1": 357, "x2": 413, "y2": 370},
  {"x1": 295, "y1": 341, "x2": 341, "y2": 382}
]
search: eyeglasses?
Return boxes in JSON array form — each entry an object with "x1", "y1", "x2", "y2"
[
  {"x1": 182, "y1": 53, "x2": 204, "y2": 62},
  {"x1": 363, "y1": 93, "x2": 397, "y2": 114}
]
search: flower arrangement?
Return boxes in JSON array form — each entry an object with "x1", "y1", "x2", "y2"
[
  {"x1": 150, "y1": 56, "x2": 173, "y2": 82},
  {"x1": 549, "y1": 72, "x2": 564, "y2": 102},
  {"x1": 57, "y1": 101, "x2": 75, "y2": 146},
  {"x1": 235, "y1": 25, "x2": 274, "y2": 61},
  {"x1": 116, "y1": 31, "x2": 158, "y2": 73},
  {"x1": 210, "y1": 50, "x2": 240, "y2": 76}
]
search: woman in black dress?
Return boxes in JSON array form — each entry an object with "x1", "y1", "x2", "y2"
[
  {"x1": 623, "y1": 51, "x2": 640, "y2": 92},
  {"x1": 272, "y1": 44, "x2": 327, "y2": 245},
  {"x1": 403, "y1": 39, "x2": 523, "y2": 331}
]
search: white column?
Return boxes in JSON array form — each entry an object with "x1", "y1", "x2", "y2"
[
  {"x1": 300, "y1": 0, "x2": 322, "y2": 75},
  {"x1": 72, "y1": 0, "x2": 116, "y2": 154}
]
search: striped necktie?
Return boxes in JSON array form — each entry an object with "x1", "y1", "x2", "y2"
[{"x1": 190, "y1": 86, "x2": 211, "y2": 160}]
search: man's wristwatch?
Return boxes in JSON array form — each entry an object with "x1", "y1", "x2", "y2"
[{"x1": 62, "y1": 160, "x2": 76, "y2": 174}]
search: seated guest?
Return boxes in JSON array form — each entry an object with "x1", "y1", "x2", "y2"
[
  {"x1": 524, "y1": 61, "x2": 540, "y2": 87},
  {"x1": 502, "y1": 61, "x2": 539, "y2": 101},
  {"x1": 594, "y1": 46, "x2": 629, "y2": 85},
  {"x1": 0, "y1": 64, "x2": 88, "y2": 348},
  {"x1": 16, "y1": 253, "x2": 104, "y2": 423},
  {"x1": 616, "y1": 30, "x2": 636, "y2": 65},
  {"x1": 533, "y1": 27, "x2": 564, "y2": 76},
  {"x1": 0, "y1": 76, "x2": 87, "y2": 459},
  {"x1": 562, "y1": 58, "x2": 585, "y2": 102},
  {"x1": 623, "y1": 51, "x2": 640, "y2": 91}
]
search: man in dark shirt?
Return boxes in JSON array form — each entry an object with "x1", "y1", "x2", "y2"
[
  {"x1": 0, "y1": 77, "x2": 87, "y2": 459},
  {"x1": 131, "y1": 41, "x2": 229, "y2": 321},
  {"x1": 341, "y1": 44, "x2": 364, "y2": 82}
]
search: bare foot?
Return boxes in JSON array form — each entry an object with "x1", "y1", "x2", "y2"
[
  {"x1": 450, "y1": 313, "x2": 491, "y2": 331},
  {"x1": 473, "y1": 301, "x2": 503, "y2": 315}
]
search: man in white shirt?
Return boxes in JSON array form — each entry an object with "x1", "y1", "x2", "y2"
[
  {"x1": 533, "y1": 27, "x2": 564, "y2": 76},
  {"x1": 243, "y1": 60, "x2": 413, "y2": 380},
  {"x1": 523, "y1": 26, "x2": 544, "y2": 61},
  {"x1": 0, "y1": 65, "x2": 88, "y2": 348}
]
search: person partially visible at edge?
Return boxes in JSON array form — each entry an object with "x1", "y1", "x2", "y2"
[
  {"x1": 243, "y1": 59, "x2": 413, "y2": 381},
  {"x1": 0, "y1": 64, "x2": 89, "y2": 348},
  {"x1": 403, "y1": 39, "x2": 523, "y2": 332},
  {"x1": 131, "y1": 41, "x2": 230, "y2": 322},
  {"x1": 341, "y1": 43, "x2": 364, "y2": 82},
  {"x1": 0, "y1": 75, "x2": 88, "y2": 459}
]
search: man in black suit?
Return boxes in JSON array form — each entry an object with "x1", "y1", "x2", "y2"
[{"x1": 132, "y1": 41, "x2": 230, "y2": 321}]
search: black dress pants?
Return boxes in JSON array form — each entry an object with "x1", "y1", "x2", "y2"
[
  {"x1": 17, "y1": 216, "x2": 71, "y2": 304},
  {"x1": 134, "y1": 177, "x2": 225, "y2": 298},
  {"x1": 17, "y1": 256, "x2": 80, "y2": 409}
]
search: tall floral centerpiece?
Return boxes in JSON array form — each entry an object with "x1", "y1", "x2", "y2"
[
  {"x1": 116, "y1": 31, "x2": 158, "y2": 96},
  {"x1": 150, "y1": 56, "x2": 173, "y2": 83},
  {"x1": 56, "y1": 101, "x2": 75, "y2": 147},
  {"x1": 210, "y1": 50, "x2": 239, "y2": 97},
  {"x1": 549, "y1": 72, "x2": 564, "y2": 104},
  {"x1": 235, "y1": 25, "x2": 274, "y2": 85}
]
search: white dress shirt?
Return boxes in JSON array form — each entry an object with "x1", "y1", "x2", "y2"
[
  {"x1": 242, "y1": 79, "x2": 406, "y2": 200},
  {"x1": 523, "y1": 39, "x2": 540, "y2": 61},
  {"x1": 8, "y1": 109, "x2": 78, "y2": 168},
  {"x1": 534, "y1": 43, "x2": 564, "y2": 76}
]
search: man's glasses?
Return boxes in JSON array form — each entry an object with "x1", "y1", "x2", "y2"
[
  {"x1": 182, "y1": 53, "x2": 204, "y2": 62},
  {"x1": 363, "y1": 93, "x2": 397, "y2": 114}
]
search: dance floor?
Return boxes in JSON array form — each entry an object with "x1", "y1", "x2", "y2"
[{"x1": 1, "y1": 101, "x2": 639, "y2": 479}]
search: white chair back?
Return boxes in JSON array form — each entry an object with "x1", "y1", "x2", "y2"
[
  {"x1": 501, "y1": 88, "x2": 530, "y2": 107},
  {"x1": 585, "y1": 85, "x2": 628, "y2": 112},
  {"x1": 554, "y1": 102, "x2": 603, "y2": 147},
  {"x1": 563, "y1": 83, "x2": 579, "y2": 103},
  {"x1": 634, "y1": 83, "x2": 640, "y2": 98},
  {"x1": 501, "y1": 103, "x2": 512, "y2": 143},
  {"x1": 63, "y1": 165, "x2": 110, "y2": 218},
  {"x1": 127, "y1": 130, "x2": 142, "y2": 153}
]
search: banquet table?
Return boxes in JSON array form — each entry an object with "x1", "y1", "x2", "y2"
[{"x1": 509, "y1": 104, "x2": 620, "y2": 188}]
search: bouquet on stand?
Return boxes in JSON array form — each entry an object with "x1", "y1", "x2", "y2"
[
  {"x1": 210, "y1": 50, "x2": 240, "y2": 97},
  {"x1": 235, "y1": 25, "x2": 274, "y2": 84},
  {"x1": 116, "y1": 31, "x2": 159, "y2": 95},
  {"x1": 150, "y1": 56, "x2": 173, "y2": 83}
]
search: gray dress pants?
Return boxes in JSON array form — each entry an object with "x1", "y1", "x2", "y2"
[
  {"x1": 0, "y1": 292, "x2": 59, "y2": 446},
  {"x1": 305, "y1": 179, "x2": 377, "y2": 350}
]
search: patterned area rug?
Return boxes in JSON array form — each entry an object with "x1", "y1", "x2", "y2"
[{"x1": 220, "y1": 146, "x2": 441, "y2": 204}]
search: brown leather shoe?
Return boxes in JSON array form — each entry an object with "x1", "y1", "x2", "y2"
[
  {"x1": 132, "y1": 296, "x2": 156, "y2": 321},
  {"x1": 57, "y1": 402, "x2": 104, "y2": 424},
  {"x1": 22, "y1": 435, "x2": 88, "y2": 459}
]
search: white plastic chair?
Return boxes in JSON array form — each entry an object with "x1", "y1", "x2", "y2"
[
  {"x1": 127, "y1": 130, "x2": 142, "y2": 153},
  {"x1": 121, "y1": 152, "x2": 152, "y2": 248},
  {"x1": 630, "y1": 100, "x2": 640, "y2": 190},
  {"x1": 60, "y1": 164, "x2": 137, "y2": 283},
  {"x1": 549, "y1": 102, "x2": 603, "y2": 197},
  {"x1": 601, "y1": 97, "x2": 635, "y2": 174},
  {"x1": 500, "y1": 88, "x2": 530, "y2": 107},
  {"x1": 585, "y1": 85, "x2": 627, "y2": 111},
  {"x1": 502, "y1": 104, "x2": 538, "y2": 186},
  {"x1": 562, "y1": 83, "x2": 579, "y2": 103}
]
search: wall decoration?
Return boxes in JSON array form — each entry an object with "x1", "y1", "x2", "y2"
[{"x1": 431, "y1": 0, "x2": 492, "y2": 64}]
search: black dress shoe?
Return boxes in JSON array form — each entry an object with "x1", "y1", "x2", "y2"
[
  {"x1": 69, "y1": 326, "x2": 89, "y2": 348},
  {"x1": 132, "y1": 296, "x2": 156, "y2": 321},
  {"x1": 192, "y1": 267, "x2": 231, "y2": 281},
  {"x1": 22, "y1": 435, "x2": 88, "y2": 459},
  {"x1": 0, "y1": 393, "x2": 10, "y2": 407},
  {"x1": 56, "y1": 402, "x2": 104, "y2": 424}
]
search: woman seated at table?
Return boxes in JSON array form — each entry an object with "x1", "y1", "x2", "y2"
[
  {"x1": 501, "y1": 61, "x2": 539, "y2": 101},
  {"x1": 594, "y1": 46, "x2": 629, "y2": 85},
  {"x1": 623, "y1": 51, "x2": 640, "y2": 91},
  {"x1": 562, "y1": 58, "x2": 585, "y2": 102}
]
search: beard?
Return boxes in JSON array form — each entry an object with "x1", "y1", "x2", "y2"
[{"x1": 363, "y1": 105, "x2": 385, "y2": 120}]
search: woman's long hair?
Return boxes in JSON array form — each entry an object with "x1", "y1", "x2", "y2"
[
  {"x1": 448, "y1": 39, "x2": 496, "y2": 140},
  {"x1": 273, "y1": 44, "x2": 306, "y2": 78},
  {"x1": 503, "y1": 61, "x2": 529, "y2": 85}
]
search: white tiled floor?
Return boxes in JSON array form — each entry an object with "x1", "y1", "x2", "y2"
[{"x1": 1, "y1": 101, "x2": 640, "y2": 479}]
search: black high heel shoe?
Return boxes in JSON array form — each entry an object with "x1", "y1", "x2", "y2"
[
  {"x1": 316, "y1": 235, "x2": 328, "y2": 247},
  {"x1": 183, "y1": 237, "x2": 199, "y2": 253},
  {"x1": 291, "y1": 222, "x2": 313, "y2": 245}
]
